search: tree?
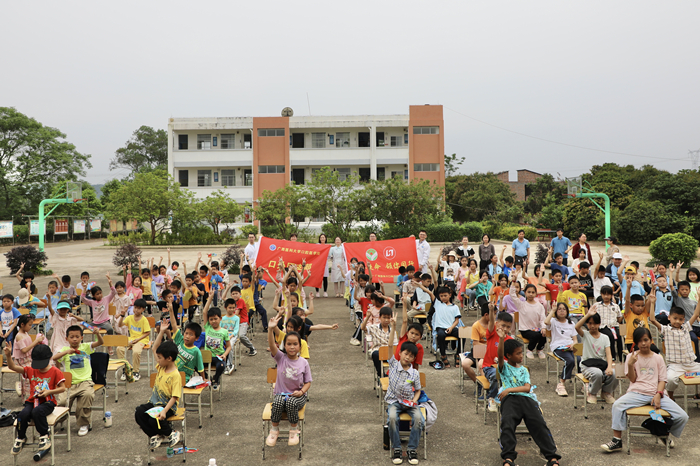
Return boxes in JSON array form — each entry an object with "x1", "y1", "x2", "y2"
[
  {"x1": 446, "y1": 173, "x2": 518, "y2": 222},
  {"x1": 444, "y1": 153, "x2": 465, "y2": 177},
  {"x1": 523, "y1": 174, "x2": 566, "y2": 214},
  {"x1": 0, "y1": 107, "x2": 92, "y2": 220},
  {"x1": 195, "y1": 190, "x2": 245, "y2": 235},
  {"x1": 99, "y1": 178, "x2": 125, "y2": 212},
  {"x1": 253, "y1": 185, "x2": 307, "y2": 240},
  {"x1": 614, "y1": 199, "x2": 688, "y2": 245},
  {"x1": 301, "y1": 167, "x2": 361, "y2": 237},
  {"x1": 110, "y1": 126, "x2": 168, "y2": 174},
  {"x1": 366, "y1": 176, "x2": 448, "y2": 237},
  {"x1": 104, "y1": 170, "x2": 192, "y2": 244}
]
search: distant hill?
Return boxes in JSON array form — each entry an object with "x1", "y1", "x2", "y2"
[{"x1": 91, "y1": 184, "x2": 104, "y2": 198}]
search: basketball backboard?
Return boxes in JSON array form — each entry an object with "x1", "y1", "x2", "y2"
[
  {"x1": 566, "y1": 177, "x2": 582, "y2": 197},
  {"x1": 66, "y1": 182, "x2": 83, "y2": 202}
]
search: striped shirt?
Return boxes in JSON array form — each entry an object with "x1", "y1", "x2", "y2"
[
  {"x1": 384, "y1": 356, "x2": 421, "y2": 406},
  {"x1": 593, "y1": 301, "x2": 622, "y2": 329},
  {"x1": 661, "y1": 322, "x2": 696, "y2": 365}
]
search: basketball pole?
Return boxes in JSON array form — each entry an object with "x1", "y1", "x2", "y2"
[
  {"x1": 38, "y1": 196, "x2": 85, "y2": 252},
  {"x1": 577, "y1": 192, "x2": 611, "y2": 250}
]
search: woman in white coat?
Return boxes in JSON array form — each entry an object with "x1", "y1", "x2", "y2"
[{"x1": 329, "y1": 237, "x2": 346, "y2": 297}]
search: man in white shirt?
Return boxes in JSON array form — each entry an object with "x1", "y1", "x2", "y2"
[
  {"x1": 415, "y1": 230, "x2": 430, "y2": 274},
  {"x1": 244, "y1": 233, "x2": 258, "y2": 265}
]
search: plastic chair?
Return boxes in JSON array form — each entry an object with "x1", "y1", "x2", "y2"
[
  {"x1": 146, "y1": 371, "x2": 187, "y2": 464},
  {"x1": 183, "y1": 350, "x2": 213, "y2": 428}
]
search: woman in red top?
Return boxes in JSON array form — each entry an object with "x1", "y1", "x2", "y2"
[{"x1": 571, "y1": 233, "x2": 592, "y2": 264}]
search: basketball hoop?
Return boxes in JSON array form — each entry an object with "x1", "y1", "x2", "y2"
[
  {"x1": 72, "y1": 198, "x2": 87, "y2": 203},
  {"x1": 66, "y1": 182, "x2": 82, "y2": 202},
  {"x1": 565, "y1": 176, "x2": 582, "y2": 197}
]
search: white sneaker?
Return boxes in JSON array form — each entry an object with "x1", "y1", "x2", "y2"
[
  {"x1": 120, "y1": 373, "x2": 127, "y2": 381},
  {"x1": 225, "y1": 365, "x2": 234, "y2": 375},
  {"x1": 526, "y1": 350, "x2": 535, "y2": 359},
  {"x1": 350, "y1": 338, "x2": 361, "y2": 346},
  {"x1": 555, "y1": 382, "x2": 568, "y2": 397},
  {"x1": 78, "y1": 426, "x2": 89, "y2": 436},
  {"x1": 15, "y1": 381, "x2": 22, "y2": 396},
  {"x1": 538, "y1": 350, "x2": 546, "y2": 360},
  {"x1": 323, "y1": 292, "x2": 328, "y2": 298},
  {"x1": 133, "y1": 372, "x2": 141, "y2": 382},
  {"x1": 487, "y1": 398, "x2": 498, "y2": 412}
]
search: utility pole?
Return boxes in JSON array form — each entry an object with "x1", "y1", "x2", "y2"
[{"x1": 690, "y1": 149, "x2": 700, "y2": 170}]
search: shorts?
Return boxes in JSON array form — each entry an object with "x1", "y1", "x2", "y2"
[{"x1": 461, "y1": 351, "x2": 477, "y2": 367}]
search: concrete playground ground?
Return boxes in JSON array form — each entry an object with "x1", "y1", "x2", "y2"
[{"x1": 0, "y1": 239, "x2": 699, "y2": 466}]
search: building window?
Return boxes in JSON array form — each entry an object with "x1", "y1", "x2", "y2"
[
  {"x1": 312, "y1": 132, "x2": 325, "y2": 148},
  {"x1": 336, "y1": 167, "x2": 351, "y2": 181},
  {"x1": 404, "y1": 133, "x2": 408, "y2": 145},
  {"x1": 259, "y1": 165, "x2": 285, "y2": 174},
  {"x1": 390, "y1": 136, "x2": 402, "y2": 147},
  {"x1": 335, "y1": 132, "x2": 350, "y2": 148},
  {"x1": 414, "y1": 163, "x2": 439, "y2": 172},
  {"x1": 258, "y1": 128, "x2": 285, "y2": 137},
  {"x1": 197, "y1": 134, "x2": 212, "y2": 150},
  {"x1": 377, "y1": 167, "x2": 385, "y2": 181},
  {"x1": 412, "y1": 126, "x2": 439, "y2": 135},
  {"x1": 178, "y1": 134, "x2": 188, "y2": 150},
  {"x1": 244, "y1": 169, "x2": 252, "y2": 186},
  {"x1": 221, "y1": 134, "x2": 235, "y2": 149},
  {"x1": 178, "y1": 169, "x2": 189, "y2": 187},
  {"x1": 198, "y1": 170, "x2": 212, "y2": 186},
  {"x1": 221, "y1": 169, "x2": 235, "y2": 186}
]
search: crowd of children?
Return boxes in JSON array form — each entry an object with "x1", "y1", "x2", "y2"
[{"x1": 3, "y1": 231, "x2": 700, "y2": 464}]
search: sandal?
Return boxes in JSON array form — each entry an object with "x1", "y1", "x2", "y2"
[
  {"x1": 441, "y1": 356, "x2": 451, "y2": 368},
  {"x1": 288, "y1": 429, "x2": 300, "y2": 446}
]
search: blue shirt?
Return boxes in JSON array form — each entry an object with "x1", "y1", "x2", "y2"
[
  {"x1": 498, "y1": 361, "x2": 535, "y2": 400},
  {"x1": 503, "y1": 266, "x2": 513, "y2": 278},
  {"x1": 487, "y1": 264, "x2": 503, "y2": 279},
  {"x1": 620, "y1": 280, "x2": 645, "y2": 310},
  {"x1": 550, "y1": 236, "x2": 572, "y2": 259},
  {"x1": 431, "y1": 301, "x2": 461, "y2": 329},
  {"x1": 511, "y1": 239, "x2": 530, "y2": 257},
  {"x1": 549, "y1": 263, "x2": 569, "y2": 280},
  {"x1": 395, "y1": 274, "x2": 406, "y2": 288},
  {"x1": 605, "y1": 264, "x2": 620, "y2": 283},
  {"x1": 655, "y1": 289, "x2": 673, "y2": 316}
]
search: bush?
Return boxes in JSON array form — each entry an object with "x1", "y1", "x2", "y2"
[
  {"x1": 381, "y1": 223, "x2": 415, "y2": 240},
  {"x1": 495, "y1": 225, "x2": 537, "y2": 242},
  {"x1": 424, "y1": 223, "x2": 463, "y2": 242},
  {"x1": 13, "y1": 225, "x2": 29, "y2": 244},
  {"x1": 615, "y1": 200, "x2": 687, "y2": 245},
  {"x1": 461, "y1": 222, "x2": 484, "y2": 242},
  {"x1": 261, "y1": 225, "x2": 282, "y2": 239},
  {"x1": 4, "y1": 245, "x2": 48, "y2": 275},
  {"x1": 239, "y1": 224, "x2": 258, "y2": 238},
  {"x1": 649, "y1": 233, "x2": 698, "y2": 266},
  {"x1": 112, "y1": 244, "x2": 142, "y2": 270}
]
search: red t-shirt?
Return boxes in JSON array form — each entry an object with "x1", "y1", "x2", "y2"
[
  {"x1": 23, "y1": 366, "x2": 65, "y2": 405},
  {"x1": 483, "y1": 328, "x2": 513, "y2": 368},
  {"x1": 545, "y1": 283, "x2": 570, "y2": 302},
  {"x1": 394, "y1": 334, "x2": 424, "y2": 368},
  {"x1": 358, "y1": 297, "x2": 371, "y2": 317},
  {"x1": 236, "y1": 298, "x2": 249, "y2": 324}
]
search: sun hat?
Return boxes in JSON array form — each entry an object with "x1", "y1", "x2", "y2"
[{"x1": 17, "y1": 288, "x2": 30, "y2": 305}]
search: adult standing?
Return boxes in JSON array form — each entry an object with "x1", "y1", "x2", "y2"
[
  {"x1": 329, "y1": 237, "x2": 345, "y2": 298},
  {"x1": 456, "y1": 236, "x2": 475, "y2": 260},
  {"x1": 316, "y1": 234, "x2": 330, "y2": 298},
  {"x1": 244, "y1": 233, "x2": 258, "y2": 265},
  {"x1": 511, "y1": 230, "x2": 530, "y2": 273},
  {"x1": 549, "y1": 229, "x2": 572, "y2": 266},
  {"x1": 477, "y1": 234, "x2": 495, "y2": 272},
  {"x1": 415, "y1": 230, "x2": 431, "y2": 274},
  {"x1": 368, "y1": 232, "x2": 381, "y2": 288},
  {"x1": 571, "y1": 233, "x2": 592, "y2": 264},
  {"x1": 603, "y1": 236, "x2": 620, "y2": 266}
]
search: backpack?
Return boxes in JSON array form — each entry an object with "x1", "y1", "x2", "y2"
[{"x1": 0, "y1": 408, "x2": 18, "y2": 428}]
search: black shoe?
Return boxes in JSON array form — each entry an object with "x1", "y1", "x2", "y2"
[
  {"x1": 601, "y1": 438, "x2": 622, "y2": 452},
  {"x1": 392, "y1": 449, "x2": 403, "y2": 464},
  {"x1": 408, "y1": 449, "x2": 419, "y2": 465}
]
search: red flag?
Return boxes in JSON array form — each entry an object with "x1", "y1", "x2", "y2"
[
  {"x1": 255, "y1": 237, "x2": 331, "y2": 289},
  {"x1": 343, "y1": 238, "x2": 419, "y2": 283}
]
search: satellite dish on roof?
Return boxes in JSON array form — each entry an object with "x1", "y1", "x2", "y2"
[{"x1": 281, "y1": 107, "x2": 294, "y2": 117}]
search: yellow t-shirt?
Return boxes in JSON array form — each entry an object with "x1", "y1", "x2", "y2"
[
  {"x1": 241, "y1": 287, "x2": 255, "y2": 313},
  {"x1": 276, "y1": 331, "x2": 310, "y2": 359},
  {"x1": 150, "y1": 365, "x2": 182, "y2": 409},
  {"x1": 142, "y1": 278, "x2": 153, "y2": 295},
  {"x1": 123, "y1": 315, "x2": 151, "y2": 341},
  {"x1": 624, "y1": 310, "x2": 650, "y2": 345},
  {"x1": 557, "y1": 290, "x2": 588, "y2": 315},
  {"x1": 471, "y1": 320, "x2": 487, "y2": 345}
]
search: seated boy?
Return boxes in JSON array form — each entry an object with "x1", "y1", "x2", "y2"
[
  {"x1": 483, "y1": 306, "x2": 513, "y2": 412},
  {"x1": 135, "y1": 321, "x2": 182, "y2": 449},
  {"x1": 394, "y1": 266, "x2": 407, "y2": 290},
  {"x1": 385, "y1": 338, "x2": 423, "y2": 465},
  {"x1": 167, "y1": 301, "x2": 204, "y2": 382},
  {"x1": 201, "y1": 292, "x2": 231, "y2": 390},
  {"x1": 496, "y1": 329, "x2": 561, "y2": 466},
  {"x1": 406, "y1": 272, "x2": 434, "y2": 320},
  {"x1": 649, "y1": 299, "x2": 700, "y2": 400},
  {"x1": 53, "y1": 324, "x2": 104, "y2": 436},
  {"x1": 460, "y1": 303, "x2": 490, "y2": 389},
  {"x1": 361, "y1": 306, "x2": 398, "y2": 379},
  {"x1": 575, "y1": 309, "x2": 617, "y2": 404},
  {"x1": 624, "y1": 279, "x2": 659, "y2": 353},
  {"x1": 116, "y1": 298, "x2": 151, "y2": 382},
  {"x1": 4, "y1": 344, "x2": 66, "y2": 455},
  {"x1": 393, "y1": 301, "x2": 424, "y2": 369}
]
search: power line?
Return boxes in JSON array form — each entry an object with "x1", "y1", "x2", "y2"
[{"x1": 445, "y1": 106, "x2": 688, "y2": 162}]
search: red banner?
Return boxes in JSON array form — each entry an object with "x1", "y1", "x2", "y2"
[
  {"x1": 255, "y1": 237, "x2": 331, "y2": 289},
  {"x1": 342, "y1": 238, "x2": 419, "y2": 283}
]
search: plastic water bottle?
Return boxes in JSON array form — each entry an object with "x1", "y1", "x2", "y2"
[
  {"x1": 104, "y1": 411, "x2": 112, "y2": 427},
  {"x1": 209, "y1": 459, "x2": 217, "y2": 466},
  {"x1": 166, "y1": 447, "x2": 174, "y2": 458}
]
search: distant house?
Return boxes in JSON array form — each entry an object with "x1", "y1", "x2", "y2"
[{"x1": 495, "y1": 169, "x2": 543, "y2": 202}]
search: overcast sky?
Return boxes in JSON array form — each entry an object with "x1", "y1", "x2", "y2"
[{"x1": 3, "y1": 1, "x2": 699, "y2": 184}]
